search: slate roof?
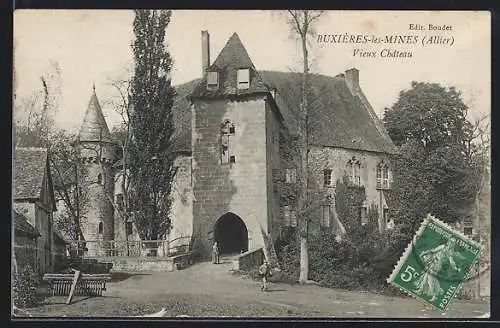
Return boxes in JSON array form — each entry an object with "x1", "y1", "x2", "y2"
[
  {"x1": 13, "y1": 148, "x2": 49, "y2": 200},
  {"x1": 172, "y1": 78, "x2": 201, "y2": 152},
  {"x1": 114, "y1": 33, "x2": 396, "y2": 158},
  {"x1": 77, "y1": 88, "x2": 116, "y2": 144},
  {"x1": 191, "y1": 33, "x2": 269, "y2": 98},
  {"x1": 52, "y1": 166, "x2": 76, "y2": 189},
  {"x1": 260, "y1": 71, "x2": 397, "y2": 154},
  {"x1": 53, "y1": 229, "x2": 69, "y2": 245},
  {"x1": 14, "y1": 211, "x2": 40, "y2": 238},
  {"x1": 175, "y1": 71, "x2": 396, "y2": 154}
]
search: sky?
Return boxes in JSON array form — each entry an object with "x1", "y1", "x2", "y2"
[{"x1": 13, "y1": 10, "x2": 491, "y2": 133}]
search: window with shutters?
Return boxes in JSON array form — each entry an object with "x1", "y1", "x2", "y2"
[
  {"x1": 207, "y1": 71, "x2": 219, "y2": 89},
  {"x1": 346, "y1": 157, "x2": 361, "y2": 186},
  {"x1": 237, "y1": 68, "x2": 250, "y2": 89},
  {"x1": 377, "y1": 162, "x2": 390, "y2": 189}
]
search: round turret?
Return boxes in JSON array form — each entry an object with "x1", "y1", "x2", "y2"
[{"x1": 74, "y1": 87, "x2": 119, "y2": 256}]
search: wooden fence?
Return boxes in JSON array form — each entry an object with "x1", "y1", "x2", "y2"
[{"x1": 67, "y1": 236, "x2": 191, "y2": 258}]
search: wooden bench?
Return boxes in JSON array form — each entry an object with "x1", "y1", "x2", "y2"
[{"x1": 43, "y1": 273, "x2": 111, "y2": 297}]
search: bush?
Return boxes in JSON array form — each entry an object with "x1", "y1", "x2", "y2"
[
  {"x1": 13, "y1": 265, "x2": 41, "y2": 309},
  {"x1": 276, "y1": 225, "x2": 411, "y2": 294},
  {"x1": 277, "y1": 242, "x2": 300, "y2": 282},
  {"x1": 275, "y1": 178, "x2": 416, "y2": 295}
]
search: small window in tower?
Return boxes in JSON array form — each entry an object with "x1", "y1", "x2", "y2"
[
  {"x1": 97, "y1": 173, "x2": 102, "y2": 185},
  {"x1": 98, "y1": 222, "x2": 103, "y2": 234},
  {"x1": 229, "y1": 125, "x2": 235, "y2": 135},
  {"x1": 285, "y1": 168, "x2": 297, "y2": 184},
  {"x1": 290, "y1": 209, "x2": 297, "y2": 227},
  {"x1": 230, "y1": 156, "x2": 236, "y2": 164},
  {"x1": 207, "y1": 71, "x2": 219, "y2": 89},
  {"x1": 116, "y1": 194, "x2": 124, "y2": 211},
  {"x1": 323, "y1": 169, "x2": 333, "y2": 187},
  {"x1": 283, "y1": 205, "x2": 291, "y2": 227},
  {"x1": 237, "y1": 69, "x2": 250, "y2": 89},
  {"x1": 126, "y1": 222, "x2": 133, "y2": 235}
]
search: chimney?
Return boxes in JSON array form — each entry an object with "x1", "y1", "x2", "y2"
[
  {"x1": 201, "y1": 30, "x2": 210, "y2": 77},
  {"x1": 344, "y1": 68, "x2": 360, "y2": 95}
]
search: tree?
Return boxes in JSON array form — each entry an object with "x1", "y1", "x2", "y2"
[
  {"x1": 128, "y1": 10, "x2": 178, "y2": 242},
  {"x1": 14, "y1": 60, "x2": 61, "y2": 148},
  {"x1": 12, "y1": 61, "x2": 91, "y2": 242},
  {"x1": 285, "y1": 10, "x2": 324, "y2": 283},
  {"x1": 102, "y1": 68, "x2": 135, "y2": 254},
  {"x1": 383, "y1": 82, "x2": 481, "y2": 237},
  {"x1": 50, "y1": 130, "x2": 89, "y2": 242}
]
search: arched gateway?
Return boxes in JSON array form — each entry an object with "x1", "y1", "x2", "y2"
[{"x1": 214, "y1": 212, "x2": 248, "y2": 254}]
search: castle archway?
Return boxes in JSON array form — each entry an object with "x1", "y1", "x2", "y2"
[{"x1": 214, "y1": 212, "x2": 248, "y2": 254}]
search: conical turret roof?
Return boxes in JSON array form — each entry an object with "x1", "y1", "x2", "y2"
[{"x1": 77, "y1": 87, "x2": 115, "y2": 144}]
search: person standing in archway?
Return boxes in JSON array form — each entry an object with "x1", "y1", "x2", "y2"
[{"x1": 212, "y1": 241, "x2": 220, "y2": 264}]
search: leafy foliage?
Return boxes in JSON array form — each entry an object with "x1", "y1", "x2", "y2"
[
  {"x1": 128, "y1": 10, "x2": 177, "y2": 241},
  {"x1": 50, "y1": 130, "x2": 89, "y2": 241},
  {"x1": 13, "y1": 265, "x2": 41, "y2": 309},
  {"x1": 278, "y1": 180, "x2": 404, "y2": 294},
  {"x1": 383, "y1": 82, "x2": 481, "y2": 235},
  {"x1": 13, "y1": 63, "x2": 89, "y2": 242}
]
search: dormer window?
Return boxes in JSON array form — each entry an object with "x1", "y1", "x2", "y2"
[
  {"x1": 207, "y1": 71, "x2": 219, "y2": 89},
  {"x1": 237, "y1": 68, "x2": 250, "y2": 89}
]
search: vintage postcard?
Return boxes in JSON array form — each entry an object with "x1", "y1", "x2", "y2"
[{"x1": 12, "y1": 10, "x2": 491, "y2": 319}]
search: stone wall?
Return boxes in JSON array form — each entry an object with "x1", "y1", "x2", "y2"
[
  {"x1": 105, "y1": 257, "x2": 174, "y2": 272},
  {"x1": 191, "y1": 96, "x2": 270, "y2": 256},
  {"x1": 265, "y1": 100, "x2": 281, "y2": 242},
  {"x1": 308, "y1": 146, "x2": 392, "y2": 233},
  {"x1": 233, "y1": 248, "x2": 265, "y2": 272},
  {"x1": 80, "y1": 160, "x2": 115, "y2": 256},
  {"x1": 168, "y1": 155, "x2": 194, "y2": 249}
]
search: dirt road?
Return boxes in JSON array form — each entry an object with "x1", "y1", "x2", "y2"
[{"x1": 24, "y1": 257, "x2": 490, "y2": 318}]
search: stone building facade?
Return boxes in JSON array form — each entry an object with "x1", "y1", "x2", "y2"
[{"x1": 66, "y1": 31, "x2": 396, "y2": 258}]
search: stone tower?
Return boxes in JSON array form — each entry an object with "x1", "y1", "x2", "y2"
[
  {"x1": 190, "y1": 32, "x2": 281, "y2": 257},
  {"x1": 75, "y1": 86, "x2": 118, "y2": 256}
]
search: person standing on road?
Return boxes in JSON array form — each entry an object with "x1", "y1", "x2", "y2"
[
  {"x1": 259, "y1": 260, "x2": 272, "y2": 291},
  {"x1": 212, "y1": 241, "x2": 220, "y2": 264}
]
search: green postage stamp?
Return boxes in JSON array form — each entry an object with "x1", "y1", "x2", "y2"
[{"x1": 387, "y1": 214, "x2": 481, "y2": 312}]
